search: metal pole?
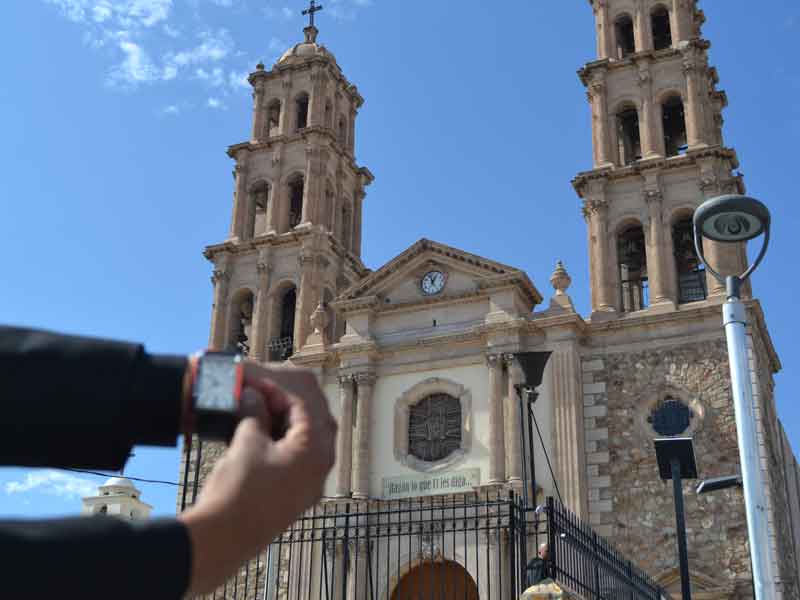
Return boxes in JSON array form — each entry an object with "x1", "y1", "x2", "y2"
[
  {"x1": 723, "y1": 278, "x2": 775, "y2": 600},
  {"x1": 670, "y1": 458, "x2": 691, "y2": 600}
]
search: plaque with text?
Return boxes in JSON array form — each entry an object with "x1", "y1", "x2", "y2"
[{"x1": 382, "y1": 469, "x2": 480, "y2": 500}]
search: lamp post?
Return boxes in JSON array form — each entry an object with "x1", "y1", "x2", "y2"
[
  {"x1": 655, "y1": 437, "x2": 698, "y2": 600},
  {"x1": 693, "y1": 194, "x2": 774, "y2": 600}
]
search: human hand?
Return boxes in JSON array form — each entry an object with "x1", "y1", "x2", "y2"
[{"x1": 179, "y1": 362, "x2": 337, "y2": 595}]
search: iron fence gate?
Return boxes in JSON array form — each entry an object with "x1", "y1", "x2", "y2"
[{"x1": 186, "y1": 490, "x2": 666, "y2": 600}]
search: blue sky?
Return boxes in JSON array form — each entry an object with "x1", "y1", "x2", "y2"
[{"x1": 1, "y1": 0, "x2": 799, "y2": 518}]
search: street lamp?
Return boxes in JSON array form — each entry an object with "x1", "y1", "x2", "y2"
[
  {"x1": 693, "y1": 194, "x2": 774, "y2": 600},
  {"x1": 655, "y1": 437, "x2": 699, "y2": 600}
]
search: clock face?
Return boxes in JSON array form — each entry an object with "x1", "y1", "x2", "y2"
[
  {"x1": 420, "y1": 270, "x2": 446, "y2": 296},
  {"x1": 196, "y1": 358, "x2": 236, "y2": 411}
]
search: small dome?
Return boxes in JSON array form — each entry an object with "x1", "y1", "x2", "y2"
[
  {"x1": 278, "y1": 26, "x2": 338, "y2": 67},
  {"x1": 102, "y1": 477, "x2": 135, "y2": 489}
]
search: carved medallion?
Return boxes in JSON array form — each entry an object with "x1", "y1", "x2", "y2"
[{"x1": 408, "y1": 394, "x2": 461, "y2": 463}]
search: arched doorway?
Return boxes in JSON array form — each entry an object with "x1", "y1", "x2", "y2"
[{"x1": 390, "y1": 559, "x2": 479, "y2": 600}]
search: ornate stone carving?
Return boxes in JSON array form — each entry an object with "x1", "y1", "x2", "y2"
[
  {"x1": 257, "y1": 261, "x2": 272, "y2": 274},
  {"x1": 550, "y1": 261, "x2": 572, "y2": 296},
  {"x1": 211, "y1": 269, "x2": 230, "y2": 285},
  {"x1": 699, "y1": 173, "x2": 719, "y2": 192},
  {"x1": 644, "y1": 189, "x2": 663, "y2": 204},
  {"x1": 355, "y1": 372, "x2": 376, "y2": 385},
  {"x1": 408, "y1": 393, "x2": 462, "y2": 463},
  {"x1": 308, "y1": 303, "x2": 331, "y2": 346},
  {"x1": 581, "y1": 198, "x2": 609, "y2": 220}
]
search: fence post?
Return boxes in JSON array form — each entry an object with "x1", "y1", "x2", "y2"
[
  {"x1": 341, "y1": 503, "x2": 351, "y2": 600},
  {"x1": 592, "y1": 531, "x2": 601, "y2": 600},
  {"x1": 546, "y1": 496, "x2": 556, "y2": 584},
  {"x1": 508, "y1": 490, "x2": 518, "y2": 597}
]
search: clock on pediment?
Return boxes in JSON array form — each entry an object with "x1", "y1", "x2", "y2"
[{"x1": 420, "y1": 269, "x2": 447, "y2": 296}]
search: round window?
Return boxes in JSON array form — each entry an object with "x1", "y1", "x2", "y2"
[
  {"x1": 648, "y1": 397, "x2": 692, "y2": 436},
  {"x1": 408, "y1": 394, "x2": 462, "y2": 463}
]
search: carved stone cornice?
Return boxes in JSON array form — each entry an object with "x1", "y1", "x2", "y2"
[
  {"x1": 572, "y1": 145, "x2": 740, "y2": 196},
  {"x1": 330, "y1": 295, "x2": 380, "y2": 315},
  {"x1": 354, "y1": 372, "x2": 377, "y2": 385}
]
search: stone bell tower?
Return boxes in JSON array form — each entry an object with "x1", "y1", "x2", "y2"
[
  {"x1": 204, "y1": 10, "x2": 374, "y2": 360},
  {"x1": 574, "y1": 0, "x2": 748, "y2": 318}
]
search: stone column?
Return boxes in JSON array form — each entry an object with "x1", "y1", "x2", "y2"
[
  {"x1": 352, "y1": 373, "x2": 375, "y2": 499},
  {"x1": 230, "y1": 158, "x2": 248, "y2": 240},
  {"x1": 295, "y1": 252, "x2": 315, "y2": 351},
  {"x1": 346, "y1": 540, "x2": 370, "y2": 600},
  {"x1": 672, "y1": 0, "x2": 687, "y2": 43},
  {"x1": 251, "y1": 255, "x2": 272, "y2": 361},
  {"x1": 593, "y1": 1, "x2": 611, "y2": 60},
  {"x1": 486, "y1": 530, "x2": 512, "y2": 600},
  {"x1": 504, "y1": 355, "x2": 523, "y2": 485},
  {"x1": 487, "y1": 354, "x2": 506, "y2": 484},
  {"x1": 683, "y1": 54, "x2": 706, "y2": 149},
  {"x1": 637, "y1": 64, "x2": 660, "y2": 159},
  {"x1": 335, "y1": 375, "x2": 354, "y2": 497},
  {"x1": 209, "y1": 267, "x2": 231, "y2": 350},
  {"x1": 589, "y1": 77, "x2": 612, "y2": 167},
  {"x1": 279, "y1": 77, "x2": 293, "y2": 135},
  {"x1": 353, "y1": 190, "x2": 364, "y2": 257},
  {"x1": 325, "y1": 540, "x2": 347, "y2": 600},
  {"x1": 266, "y1": 153, "x2": 283, "y2": 235},
  {"x1": 584, "y1": 191, "x2": 615, "y2": 313},
  {"x1": 633, "y1": 0, "x2": 650, "y2": 52},
  {"x1": 549, "y1": 344, "x2": 588, "y2": 519},
  {"x1": 348, "y1": 107, "x2": 357, "y2": 154},
  {"x1": 644, "y1": 190, "x2": 670, "y2": 304},
  {"x1": 251, "y1": 78, "x2": 266, "y2": 142}
]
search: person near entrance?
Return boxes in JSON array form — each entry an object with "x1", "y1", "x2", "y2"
[{"x1": 526, "y1": 542, "x2": 552, "y2": 586}]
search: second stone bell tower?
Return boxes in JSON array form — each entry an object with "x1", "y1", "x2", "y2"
[
  {"x1": 574, "y1": 0, "x2": 749, "y2": 317},
  {"x1": 203, "y1": 16, "x2": 374, "y2": 361}
]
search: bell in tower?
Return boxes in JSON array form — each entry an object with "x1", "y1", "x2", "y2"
[{"x1": 204, "y1": 3, "x2": 374, "y2": 360}]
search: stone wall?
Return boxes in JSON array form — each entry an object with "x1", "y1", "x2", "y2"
[
  {"x1": 749, "y1": 331, "x2": 800, "y2": 598},
  {"x1": 582, "y1": 339, "x2": 753, "y2": 597}
]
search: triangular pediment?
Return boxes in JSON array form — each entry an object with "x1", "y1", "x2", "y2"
[{"x1": 336, "y1": 238, "x2": 542, "y2": 310}]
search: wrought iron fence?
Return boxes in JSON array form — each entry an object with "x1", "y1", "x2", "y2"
[
  {"x1": 545, "y1": 497, "x2": 666, "y2": 600},
  {"x1": 187, "y1": 491, "x2": 666, "y2": 600},
  {"x1": 268, "y1": 336, "x2": 294, "y2": 361}
]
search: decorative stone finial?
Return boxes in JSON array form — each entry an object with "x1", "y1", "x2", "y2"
[
  {"x1": 256, "y1": 61, "x2": 265, "y2": 71},
  {"x1": 308, "y1": 302, "x2": 330, "y2": 346},
  {"x1": 550, "y1": 261, "x2": 572, "y2": 296},
  {"x1": 303, "y1": 25, "x2": 319, "y2": 44}
]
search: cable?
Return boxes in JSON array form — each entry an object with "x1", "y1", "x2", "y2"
[
  {"x1": 61, "y1": 467, "x2": 180, "y2": 487},
  {"x1": 530, "y1": 406, "x2": 565, "y2": 507}
]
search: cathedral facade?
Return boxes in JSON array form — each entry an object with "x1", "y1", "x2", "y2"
[{"x1": 179, "y1": 2, "x2": 800, "y2": 599}]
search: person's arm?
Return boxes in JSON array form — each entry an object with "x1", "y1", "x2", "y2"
[
  {"x1": 0, "y1": 326, "x2": 186, "y2": 469},
  {"x1": 0, "y1": 517, "x2": 191, "y2": 600}
]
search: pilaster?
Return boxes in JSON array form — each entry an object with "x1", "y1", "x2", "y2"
[
  {"x1": 251, "y1": 253, "x2": 272, "y2": 360},
  {"x1": 352, "y1": 372, "x2": 376, "y2": 499},
  {"x1": 251, "y1": 78, "x2": 266, "y2": 143},
  {"x1": 504, "y1": 354, "x2": 523, "y2": 485},
  {"x1": 486, "y1": 353, "x2": 506, "y2": 484},
  {"x1": 209, "y1": 263, "x2": 231, "y2": 350},
  {"x1": 643, "y1": 185, "x2": 672, "y2": 307},
  {"x1": 588, "y1": 72, "x2": 612, "y2": 168},
  {"x1": 230, "y1": 154, "x2": 249, "y2": 240},
  {"x1": 583, "y1": 184, "x2": 615, "y2": 315},
  {"x1": 548, "y1": 338, "x2": 588, "y2": 519},
  {"x1": 335, "y1": 374, "x2": 355, "y2": 497},
  {"x1": 682, "y1": 50, "x2": 707, "y2": 150}
]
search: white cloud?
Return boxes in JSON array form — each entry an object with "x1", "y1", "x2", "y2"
[
  {"x1": 160, "y1": 104, "x2": 181, "y2": 116},
  {"x1": 44, "y1": 0, "x2": 173, "y2": 28},
  {"x1": 196, "y1": 66, "x2": 225, "y2": 86},
  {"x1": 5, "y1": 470, "x2": 97, "y2": 501},
  {"x1": 207, "y1": 97, "x2": 226, "y2": 109},
  {"x1": 164, "y1": 29, "x2": 233, "y2": 70},
  {"x1": 162, "y1": 23, "x2": 180, "y2": 38},
  {"x1": 108, "y1": 39, "x2": 163, "y2": 87},
  {"x1": 228, "y1": 69, "x2": 251, "y2": 92},
  {"x1": 209, "y1": 0, "x2": 236, "y2": 6}
]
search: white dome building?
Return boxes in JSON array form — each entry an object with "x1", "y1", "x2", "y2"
[{"x1": 81, "y1": 476, "x2": 152, "y2": 521}]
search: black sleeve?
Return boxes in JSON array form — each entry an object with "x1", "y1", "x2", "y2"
[
  {"x1": 0, "y1": 516, "x2": 191, "y2": 599},
  {"x1": 0, "y1": 326, "x2": 187, "y2": 470}
]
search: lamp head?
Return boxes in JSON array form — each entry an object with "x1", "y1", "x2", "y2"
[{"x1": 694, "y1": 195, "x2": 770, "y2": 243}]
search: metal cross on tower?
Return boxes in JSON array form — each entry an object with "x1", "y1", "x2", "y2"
[{"x1": 302, "y1": 0, "x2": 323, "y2": 27}]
